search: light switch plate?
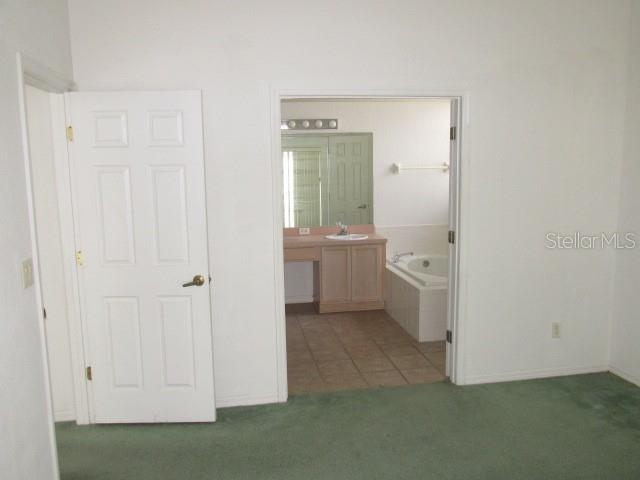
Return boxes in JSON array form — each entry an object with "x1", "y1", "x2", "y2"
[{"x1": 22, "y1": 258, "x2": 34, "y2": 289}]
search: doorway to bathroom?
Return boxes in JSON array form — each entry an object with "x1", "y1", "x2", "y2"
[{"x1": 273, "y1": 95, "x2": 462, "y2": 396}]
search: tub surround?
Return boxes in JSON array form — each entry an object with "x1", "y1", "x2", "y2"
[
  {"x1": 390, "y1": 254, "x2": 448, "y2": 287},
  {"x1": 385, "y1": 255, "x2": 448, "y2": 342},
  {"x1": 376, "y1": 224, "x2": 449, "y2": 258},
  {"x1": 284, "y1": 232, "x2": 387, "y2": 313}
]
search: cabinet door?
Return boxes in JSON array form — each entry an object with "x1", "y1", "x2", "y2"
[
  {"x1": 320, "y1": 246, "x2": 351, "y2": 303},
  {"x1": 351, "y1": 245, "x2": 383, "y2": 302}
]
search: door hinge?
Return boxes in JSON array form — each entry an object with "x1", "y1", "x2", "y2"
[
  {"x1": 43, "y1": 307, "x2": 47, "y2": 320},
  {"x1": 66, "y1": 125, "x2": 74, "y2": 142},
  {"x1": 86, "y1": 366, "x2": 92, "y2": 381},
  {"x1": 75, "y1": 250, "x2": 84, "y2": 266},
  {"x1": 448, "y1": 230, "x2": 455, "y2": 244},
  {"x1": 450, "y1": 126, "x2": 457, "y2": 141},
  {"x1": 446, "y1": 330, "x2": 453, "y2": 344}
]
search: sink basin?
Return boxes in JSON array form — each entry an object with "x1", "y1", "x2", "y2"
[{"x1": 325, "y1": 234, "x2": 369, "y2": 241}]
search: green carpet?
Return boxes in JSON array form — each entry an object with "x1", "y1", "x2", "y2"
[{"x1": 56, "y1": 373, "x2": 640, "y2": 479}]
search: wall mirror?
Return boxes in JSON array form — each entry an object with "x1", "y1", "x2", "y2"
[{"x1": 281, "y1": 132, "x2": 373, "y2": 228}]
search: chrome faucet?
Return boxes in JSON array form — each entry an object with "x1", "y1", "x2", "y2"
[
  {"x1": 336, "y1": 222, "x2": 349, "y2": 236},
  {"x1": 392, "y1": 252, "x2": 414, "y2": 263}
]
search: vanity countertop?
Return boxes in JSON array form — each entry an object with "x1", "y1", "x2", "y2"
[{"x1": 284, "y1": 234, "x2": 387, "y2": 249}]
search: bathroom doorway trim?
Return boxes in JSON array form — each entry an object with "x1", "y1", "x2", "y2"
[{"x1": 269, "y1": 89, "x2": 469, "y2": 401}]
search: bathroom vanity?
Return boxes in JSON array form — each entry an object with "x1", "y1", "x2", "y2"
[{"x1": 283, "y1": 234, "x2": 387, "y2": 313}]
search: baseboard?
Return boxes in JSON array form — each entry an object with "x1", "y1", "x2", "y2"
[
  {"x1": 215, "y1": 393, "x2": 282, "y2": 408},
  {"x1": 318, "y1": 300, "x2": 384, "y2": 313},
  {"x1": 462, "y1": 365, "x2": 609, "y2": 385},
  {"x1": 285, "y1": 295, "x2": 314, "y2": 304},
  {"x1": 54, "y1": 410, "x2": 76, "y2": 422},
  {"x1": 609, "y1": 366, "x2": 640, "y2": 387}
]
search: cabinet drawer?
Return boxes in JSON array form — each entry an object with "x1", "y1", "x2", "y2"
[{"x1": 284, "y1": 247, "x2": 320, "y2": 262}]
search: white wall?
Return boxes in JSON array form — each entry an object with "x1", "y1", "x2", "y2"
[
  {"x1": 282, "y1": 99, "x2": 451, "y2": 226},
  {"x1": 0, "y1": 0, "x2": 73, "y2": 478},
  {"x1": 611, "y1": 0, "x2": 640, "y2": 386},
  {"x1": 376, "y1": 224, "x2": 449, "y2": 257},
  {"x1": 283, "y1": 262, "x2": 315, "y2": 304},
  {"x1": 68, "y1": 0, "x2": 630, "y2": 399},
  {"x1": 26, "y1": 85, "x2": 76, "y2": 422},
  {"x1": 282, "y1": 98, "x2": 450, "y2": 302}
]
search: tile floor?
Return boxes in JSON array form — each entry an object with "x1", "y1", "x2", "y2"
[{"x1": 286, "y1": 305, "x2": 447, "y2": 395}]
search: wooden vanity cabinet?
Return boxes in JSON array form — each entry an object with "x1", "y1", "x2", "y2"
[
  {"x1": 319, "y1": 243, "x2": 385, "y2": 313},
  {"x1": 283, "y1": 234, "x2": 386, "y2": 313}
]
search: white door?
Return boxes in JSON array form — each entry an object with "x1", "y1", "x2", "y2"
[
  {"x1": 68, "y1": 91, "x2": 215, "y2": 423},
  {"x1": 328, "y1": 134, "x2": 373, "y2": 225},
  {"x1": 446, "y1": 99, "x2": 459, "y2": 380}
]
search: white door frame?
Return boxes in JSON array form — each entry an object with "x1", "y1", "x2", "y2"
[
  {"x1": 270, "y1": 89, "x2": 469, "y2": 400},
  {"x1": 16, "y1": 52, "x2": 76, "y2": 480},
  {"x1": 17, "y1": 54, "x2": 96, "y2": 426}
]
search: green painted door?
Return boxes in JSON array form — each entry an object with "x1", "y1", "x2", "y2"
[{"x1": 328, "y1": 134, "x2": 373, "y2": 225}]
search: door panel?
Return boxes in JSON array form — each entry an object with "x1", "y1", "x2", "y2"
[
  {"x1": 158, "y1": 296, "x2": 195, "y2": 388},
  {"x1": 151, "y1": 167, "x2": 189, "y2": 263},
  {"x1": 69, "y1": 91, "x2": 215, "y2": 423},
  {"x1": 104, "y1": 297, "x2": 142, "y2": 388},
  {"x1": 96, "y1": 167, "x2": 135, "y2": 264}
]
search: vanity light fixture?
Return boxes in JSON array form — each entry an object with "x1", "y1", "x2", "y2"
[{"x1": 281, "y1": 119, "x2": 338, "y2": 130}]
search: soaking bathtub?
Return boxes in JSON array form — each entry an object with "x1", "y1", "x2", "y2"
[{"x1": 384, "y1": 254, "x2": 448, "y2": 342}]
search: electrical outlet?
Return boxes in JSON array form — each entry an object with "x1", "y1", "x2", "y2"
[
  {"x1": 298, "y1": 227, "x2": 311, "y2": 235},
  {"x1": 551, "y1": 322, "x2": 561, "y2": 339},
  {"x1": 21, "y1": 258, "x2": 34, "y2": 289}
]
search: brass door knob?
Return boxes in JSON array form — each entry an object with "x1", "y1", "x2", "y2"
[{"x1": 182, "y1": 275, "x2": 206, "y2": 287}]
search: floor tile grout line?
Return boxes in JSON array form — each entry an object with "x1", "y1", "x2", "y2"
[
  {"x1": 339, "y1": 317, "x2": 406, "y2": 383},
  {"x1": 294, "y1": 314, "x2": 327, "y2": 389},
  {"x1": 287, "y1": 309, "x2": 448, "y2": 393}
]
